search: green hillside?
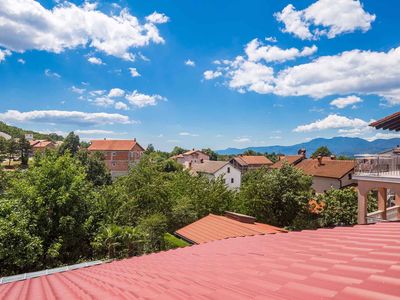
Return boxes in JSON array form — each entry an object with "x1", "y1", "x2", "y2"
[{"x1": 0, "y1": 122, "x2": 64, "y2": 141}]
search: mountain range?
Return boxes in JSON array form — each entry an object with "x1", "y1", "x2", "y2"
[{"x1": 217, "y1": 137, "x2": 400, "y2": 157}]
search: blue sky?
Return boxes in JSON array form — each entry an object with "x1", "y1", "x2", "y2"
[{"x1": 0, "y1": 0, "x2": 399, "y2": 151}]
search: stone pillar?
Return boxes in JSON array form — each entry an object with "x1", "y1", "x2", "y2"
[
  {"x1": 358, "y1": 189, "x2": 368, "y2": 225},
  {"x1": 378, "y1": 187, "x2": 387, "y2": 220},
  {"x1": 395, "y1": 190, "x2": 400, "y2": 206}
]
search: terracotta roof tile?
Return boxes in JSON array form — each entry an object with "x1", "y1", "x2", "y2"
[
  {"x1": 190, "y1": 161, "x2": 228, "y2": 174},
  {"x1": 1, "y1": 222, "x2": 400, "y2": 299},
  {"x1": 175, "y1": 213, "x2": 286, "y2": 244},
  {"x1": 88, "y1": 140, "x2": 143, "y2": 151},
  {"x1": 233, "y1": 155, "x2": 273, "y2": 166},
  {"x1": 295, "y1": 159, "x2": 355, "y2": 179},
  {"x1": 270, "y1": 155, "x2": 304, "y2": 169}
]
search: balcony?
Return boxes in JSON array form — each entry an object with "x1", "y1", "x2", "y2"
[{"x1": 354, "y1": 154, "x2": 400, "y2": 180}]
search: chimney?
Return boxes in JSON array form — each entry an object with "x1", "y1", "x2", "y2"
[
  {"x1": 317, "y1": 154, "x2": 323, "y2": 166},
  {"x1": 224, "y1": 211, "x2": 255, "y2": 224},
  {"x1": 134, "y1": 138, "x2": 136, "y2": 142},
  {"x1": 298, "y1": 148, "x2": 306, "y2": 159},
  {"x1": 103, "y1": 138, "x2": 106, "y2": 140},
  {"x1": 330, "y1": 155, "x2": 336, "y2": 160}
]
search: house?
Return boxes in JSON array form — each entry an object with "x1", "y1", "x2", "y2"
[
  {"x1": 175, "y1": 211, "x2": 286, "y2": 244},
  {"x1": 270, "y1": 149, "x2": 306, "y2": 169},
  {"x1": 2, "y1": 222, "x2": 399, "y2": 299},
  {"x1": 229, "y1": 155, "x2": 273, "y2": 173},
  {"x1": 354, "y1": 111, "x2": 400, "y2": 224},
  {"x1": 29, "y1": 140, "x2": 56, "y2": 154},
  {"x1": 0, "y1": 131, "x2": 11, "y2": 140},
  {"x1": 295, "y1": 156, "x2": 355, "y2": 194},
  {"x1": 190, "y1": 160, "x2": 241, "y2": 189},
  {"x1": 88, "y1": 139, "x2": 144, "y2": 178},
  {"x1": 171, "y1": 149, "x2": 209, "y2": 168}
]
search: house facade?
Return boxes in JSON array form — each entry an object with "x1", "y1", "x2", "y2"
[
  {"x1": 88, "y1": 139, "x2": 144, "y2": 178},
  {"x1": 295, "y1": 156, "x2": 355, "y2": 194},
  {"x1": 190, "y1": 160, "x2": 241, "y2": 189},
  {"x1": 29, "y1": 140, "x2": 56, "y2": 154},
  {"x1": 353, "y1": 111, "x2": 400, "y2": 224},
  {"x1": 171, "y1": 149, "x2": 210, "y2": 168},
  {"x1": 229, "y1": 155, "x2": 273, "y2": 173}
]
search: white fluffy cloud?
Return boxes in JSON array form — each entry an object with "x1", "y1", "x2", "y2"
[
  {"x1": 0, "y1": 1, "x2": 168, "y2": 61},
  {"x1": 275, "y1": 0, "x2": 375, "y2": 40},
  {"x1": 245, "y1": 38, "x2": 317, "y2": 63},
  {"x1": 294, "y1": 114, "x2": 368, "y2": 132},
  {"x1": 71, "y1": 86, "x2": 86, "y2": 94},
  {"x1": 114, "y1": 101, "x2": 129, "y2": 110},
  {"x1": 330, "y1": 95, "x2": 363, "y2": 109},
  {"x1": 108, "y1": 88, "x2": 125, "y2": 98},
  {"x1": 93, "y1": 97, "x2": 114, "y2": 107},
  {"x1": 0, "y1": 109, "x2": 132, "y2": 125},
  {"x1": 0, "y1": 49, "x2": 11, "y2": 62},
  {"x1": 88, "y1": 57, "x2": 104, "y2": 65},
  {"x1": 233, "y1": 137, "x2": 251, "y2": 143},
  {"x1": 204, "y1": 70, "x2": 222, "y2": 80},
  {"x1": 75, "y1": 129, "x2": 117, "y2": 135},
  {"x1": 129, "y1": 67, "x2": 141, "y2": 77},
  {"x1": 274, "y1": 47, "x2": 400, "y2": 104},
  {"x1": 125, "y1": 90, "x2": 166, "y2": 108},
  {"x1": 185, "y1": 59, "x2": 195, "y2": 67}
]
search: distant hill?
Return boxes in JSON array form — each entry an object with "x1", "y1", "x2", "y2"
[
  {"x1": 0, "y1": 122, "x2": 64, "y2": 141},
  {"x1": 217, "y1": 137, "x2": 400, "y2": 157}
]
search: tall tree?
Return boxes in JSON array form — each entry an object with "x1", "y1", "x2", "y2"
[
  {"x1": 201, "y1": 148, "x2": 218, "y2": 160},
  {"x1": 18, "y1": 135, "x2": 31, "y2": 167},
  {"x1": 312, "y1": 146, "x2": 332, "y2": 158},
  {"x1": 59, "y1": 132, "x2": 80, "y2": 155},
  {"x1": 170, "y1": 146, "x2": 187, "y2": 157},
  {"x1": 77, "y1": 149, "x2": 112, "y2": 187},
  {"x1": 6, "y1": 139, "x2": 18, "y2": 167}
]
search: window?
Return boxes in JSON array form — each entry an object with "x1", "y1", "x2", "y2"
[
  {"x1": 231, "y1": 178, "x2": 234, "y2": 184},
  {"x1": 112, "y1": 162, "x2": 116, "y2": 167},
  {"x1": 348, "y1": 173, "x2": 352, "y2": 180},
  {"x1": 227, "y1": 167, "x2": 230, "y2": 173},
  {"x1": 112, "y1": 152, "x2": 117, "y2": 156}
]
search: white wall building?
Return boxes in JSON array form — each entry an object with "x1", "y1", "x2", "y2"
[
  {"x1": 171, "y1": 149, "x2": 210, "y2": 168},
  {"x1": 190, "y1": 161, "x2": 241, "y2": 189}
]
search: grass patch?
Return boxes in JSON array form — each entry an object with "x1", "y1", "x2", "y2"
[{"x1": 164, "y1": 233, "x2": 190, "y2": 249}]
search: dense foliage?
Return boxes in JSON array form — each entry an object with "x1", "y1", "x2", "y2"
[{"x1": 0, "y1": 145, "x2": 379, "y2": 277}]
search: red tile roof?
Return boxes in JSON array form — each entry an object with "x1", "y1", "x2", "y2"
[
  {"x1": 296, "y1": 159, "x2": 355, "y2": 179},
  {"x1": 270, "y1": 155, "x2": 304, "y2": 169},
  {"x1": 88, "y1": 140, "x2": 143, "y2": 151},
  {"x1": 233, "y1": 155, "x2": 273, "y2": 166},
  {"x1": 1, "y1": 222, "x2": 400, "y2": 300},
  {"x1": 29, "y1": 140, "x2": 54, "y2": 149},
  {"x1": 175, "y1": 213, "x2": 286, "y2": 244}
]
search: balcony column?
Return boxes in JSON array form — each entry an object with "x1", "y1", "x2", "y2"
[
  {"x1": 378, "y1": 187, "x2": 387, "y2": 220},
  {"x1": 395, "y1": 190, "x2": 400, "y2": 206},
  {"x1": 357, "y1": 188, "x2": 368, "y2": 225}
]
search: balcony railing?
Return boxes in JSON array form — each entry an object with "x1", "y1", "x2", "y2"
[{"x1": 354, "y1": 154, "x2": 400, "y2": 177}]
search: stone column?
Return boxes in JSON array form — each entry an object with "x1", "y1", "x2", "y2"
[
  {"x1": 378, "y1": 187, "x2": 387, "y2": 220},
  {"x1": 357, "y1": 189, "x2": 368, "y2": 225}
]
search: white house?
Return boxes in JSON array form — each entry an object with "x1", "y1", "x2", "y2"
[
  {"x1": 190, "y1": 161, "x2": 241, "y2": 189},
  {"x1": 0, "y1": 131, "x2": 11, "y2": 140}
]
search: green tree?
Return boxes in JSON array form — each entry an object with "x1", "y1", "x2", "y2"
[
  {"x1": 5, "y1": 152, "x2": 96, "y2": 268},
  {"x1": 59, "y1": 132, "x2": 80, "y2": 155},
  {"x1": 312, "y1": 146, "x2": 332, "y2": 158},
  {"x1": 18, "y1": 135, "x2": 31, "y2": 167},
  {"x1": 145, "y1": 144, "x2": 155, "y2": 154},
  {"x1": 77, "y1": 149, "x2": 112, "y2": 187},
  {"x1": 235, "y1": 163, "x2": 313, "y2": 227},
  {"x1": 6, "y1": 138, "x2": 18, "y2": 167},
  {"x1": 170, "y1": 146, "x2": 187, "y2": 157},
  {"x1": 201, "y1": 148, "x2": 218, "y2": 160},
  {"x1": 0, "y1": 137, "x2": 7, "y2": 162}
]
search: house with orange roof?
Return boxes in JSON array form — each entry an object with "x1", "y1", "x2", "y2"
[
  {"x1": 171, "y1": 149, "x2": 210, "y2": 168},
  {"x1": 175, "y1": 211, "x2": 287, "y2": 244},
  {"x1": 88, "y1": 139, "x2": 144, "y2": 178},
  {"x1": 29, "y1": 140, "x2": 56, "y2": 154},
  {"x1": 229, "y1": 155, "x2": 273, "y2": 173},
  {"x1": 295, "y1": 155, "x2": 355, "y2": 194},
  {"x1": 270, "y1": 149, "x2": 307, "y2": 169}
]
